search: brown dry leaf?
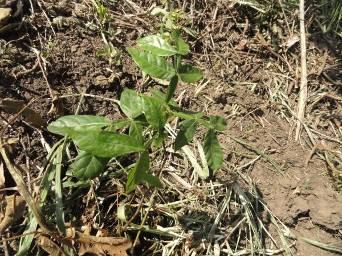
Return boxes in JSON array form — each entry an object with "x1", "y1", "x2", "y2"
[
  {"x1": 0, "y1": 141, "x2": 53, "y2": 233},
  {"x1": 0, "y1": 194, "x2": 26, "y2": 233},
  {"x1": 77, "y1": 231, "x2": 132, "y2": 256},
  {"x1": 235, "y1": 39, "x2": 248, "y2": 51},
  {"x1": 0, "y1": 98, "x2": 45, "y2": 127},
  {"x1": 37, "y1": 235, "x2": 67, "y2": 256},
  {"x1": 285, "y1": 34, "x2": 299, "y2": 49},
  {"x1": 0, "y1": 8, "x2": 11, "y2": 26},
  {"x1": 66, "y1": 226, "x2": 76, "y2": 238}
]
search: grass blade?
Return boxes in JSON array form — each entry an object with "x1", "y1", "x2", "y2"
[
  {"x1": 54, "y1": 143, "x2": 66, "y2": 234},
  {"x1": 300, "y1": 237, "x2": 342, "y2": 254}
]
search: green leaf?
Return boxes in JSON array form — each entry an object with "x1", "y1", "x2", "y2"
[
  {"x1": 175, "y1": 37, "x2": 190, "y2": 55},
  {"x1": 71, "y1": 151, "x2": 108, "y2": 179},
  {"x1": 16, "y1": 212, "x2": 37, "y2": 256},
  {"x1": 129, "y1": 121, "x2": 144, "y2": 144},
  {"x1": 182, "y1": 26, "x2": 198, "y2": 37},
  {"x1": 108, "y1": 119, "x2": 131, "y2": 131},
  {"x1": 151, "y1": 90, "x2": 167, "y2": 101},
  {"x1": 209, "y1": 116, "x2": 227, "y2": 131},
  {"x1": 126, "y1": 152, "x2": 149, "y2": 193},
  {"x1": 142, "y1": 95, "x2": 168, "y2": 130},
  {"x1": 152, "y1": 132, "x2": 167, "y2": 149},
  {"x1": 175, "y1": 119, "x2": 198, "y2": 150},
  {"x1": 150, "y1": 7, "x2": 168, "y2": 16},
  {"x1": 149, "y1": 89, "x2": 178, "y2": 108},
  {"x1": 166, "y1": 76, "x2": 178, "y2": 102},
  {"x1": 54, "y1": 144, "x2": 65, "y2": 234},
  {"x1": 203, "y1": 129, "x2": 223, "y2": 170},
  {"x1": 127, "y1": 47, "x2": 176, "y2": 80},
  {"x1": 196, "y1": 142, "x2": 210, "y2": 179},
  {"x1": 144, "y1": 173, "x2": 163, "y2": 188},
  {"x1": 48, "y1": 115, "x2": 110, "y2": 136},
  {"x1": 120, "y1": 89, "x2": 144, "y2": 119},
  {"x1": 170, "y1": 106, "x2": 204, "y2": 120},
  {"x1": 71, "y1": 130, "x2": 145, "y2": 158},
  {"x1": 178, "y1": 64, "x2": 203, "y2": 83},
  {"x1": 137, "y1": 35, "x2": 177, "y2": 56},
  {"x1": 126, "y1": 151, "x2": 162, "y2": 193}
]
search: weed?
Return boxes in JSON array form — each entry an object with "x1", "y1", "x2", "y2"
[
  {"x1": 91, "y1": 0, "x2": 120, "y2": 65},
  {"x1": 315, "y1": 0, "x2": 342, "y2": 36},
  {"x1": 96, "y1": 42, "x2": 120, "y2": 65},
  {"x1": 48, "y1": 32, "x2": 226, "y2": 192},
  {"x1": 92, "y1": 0, "x2": 108, "y2": 24},
  {"x1": 151, "y1": 6, "x2": 197, "y2": 37}
]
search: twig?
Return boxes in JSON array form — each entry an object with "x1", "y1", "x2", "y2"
[
  {"x1": 122, "y1": 195, "x2": 146, "y2": 231},
  {"x1": 58, "y1": 93, "x2": 120, "y2": 105},
  {"x1": 0, "y1": 139, "x2": 54, "y2": 235},
  {"x1": 207, "y1": 188, "x2": 232, "y2": 253},
  {"x1": 11, "y1": 59, "x2": 39, "y2": 79},
  {"x1": 2, "y1": 238, "x2": 9, "y2": 256},
  {"x1": 295, "y1": 0, "x2": 308, "y2": 141},
  {"x1": 132, "y1": 190, "x2": 156, "y2": 248},
  {"x1": 35, "y1": 0, "x2": 56, "y2": 36},
  {"x1": 31, "y1": 48, "x2": 55, "y2": 100},
  {"x1": 1, "y1": 231, "x2": 43, "y2": 242},
  {"x1": 0, "y1": 97, "x2": 39, "y2": 137}
]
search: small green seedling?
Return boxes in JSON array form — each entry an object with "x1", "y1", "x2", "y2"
[
  {"x1": 48, "y1": 32, "x2": 226, "y2": 192},
  {"x1": 92, "y1": 0, "x2": 108, "y2": 24}
]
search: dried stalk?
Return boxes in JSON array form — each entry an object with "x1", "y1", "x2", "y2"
[{"x1": 295, "y1": 0, "x2": 308, "y2": 141}]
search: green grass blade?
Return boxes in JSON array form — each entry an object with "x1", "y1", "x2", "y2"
[
  {"x1": 54, "y1": 143, "x2": 66, "y2": 234},
  {"x1": 17, "y1": 140, "x2": 62, "y2": 255},
  {"x1": 16, "y1": 212, "x2": 38, "y2": 256}
]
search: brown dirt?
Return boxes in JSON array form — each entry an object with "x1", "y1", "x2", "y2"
[
  {"x1": 204, "y1": 84, "x2": 342, "y2": 255},
  {"x1": 0, "y1": 0, "x2": 341, "y2": 255},
  {"x1": 196, "y1": 80, "x2": 341, "y2": 253}
]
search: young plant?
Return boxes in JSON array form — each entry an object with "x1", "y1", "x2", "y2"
[{"x1": 48, "y1": 33, "x2": 226, "y2": 192}]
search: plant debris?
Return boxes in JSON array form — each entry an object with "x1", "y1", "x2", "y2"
[
  {"x1": 0, "y1": 0, "x2": 341, "y2": 255},
  {"x1": 0, "y1": 195, "x2": 26, "y2": 234}
]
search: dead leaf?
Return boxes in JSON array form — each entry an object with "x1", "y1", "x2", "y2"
[
  {"x1": 66, "y1": 226, "x2": 76, "y2": 238},
  {"x1": 235, "y1": 39, "x2": 248, "y2": 51},
  {"x1": 0, "y1": 98, "x2": 45, "y2": 127},
  {"x1": 0, "y1": 8, "x2": 11, "y2": 26},
  {"x1": 285, "y1": 34, "x2": 299, "y2": 49},
  {"x1": 0, "y1": 143, "x2": 53, "y2": 233},
  {"x1": 93, "y1": 74, "x2": 118, "y2": 87},
  {"x1": 37, "y1": 235, "x2": 67, "y2": 256},
  {"x1": 0, "y1": 194, "x2": 26, "y2": 233},
  {"x1": 96, "y1": 228, "x2": 109, "y2": 237},
  {"x1": 77, "y1": 231, "x2": 132, "y2": 256},
  {"x1": 256, "y1": 31, "x2": 269, "y2": 47}
]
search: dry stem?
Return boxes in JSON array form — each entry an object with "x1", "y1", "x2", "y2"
[{"x1": 295, "y1": 0, "x2": 308, "y2": 141}]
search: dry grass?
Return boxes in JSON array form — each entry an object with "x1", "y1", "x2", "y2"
[{"x1": 0, "y1": 0, "x2": 341, "y2": 255}]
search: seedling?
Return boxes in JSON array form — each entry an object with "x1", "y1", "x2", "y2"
[
  {"x1": 48, "y1": 32, "x2": 226, "y2": 192},
  {"x1": 92, "y1": 0, "x2": 108, "y2": 24}
]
